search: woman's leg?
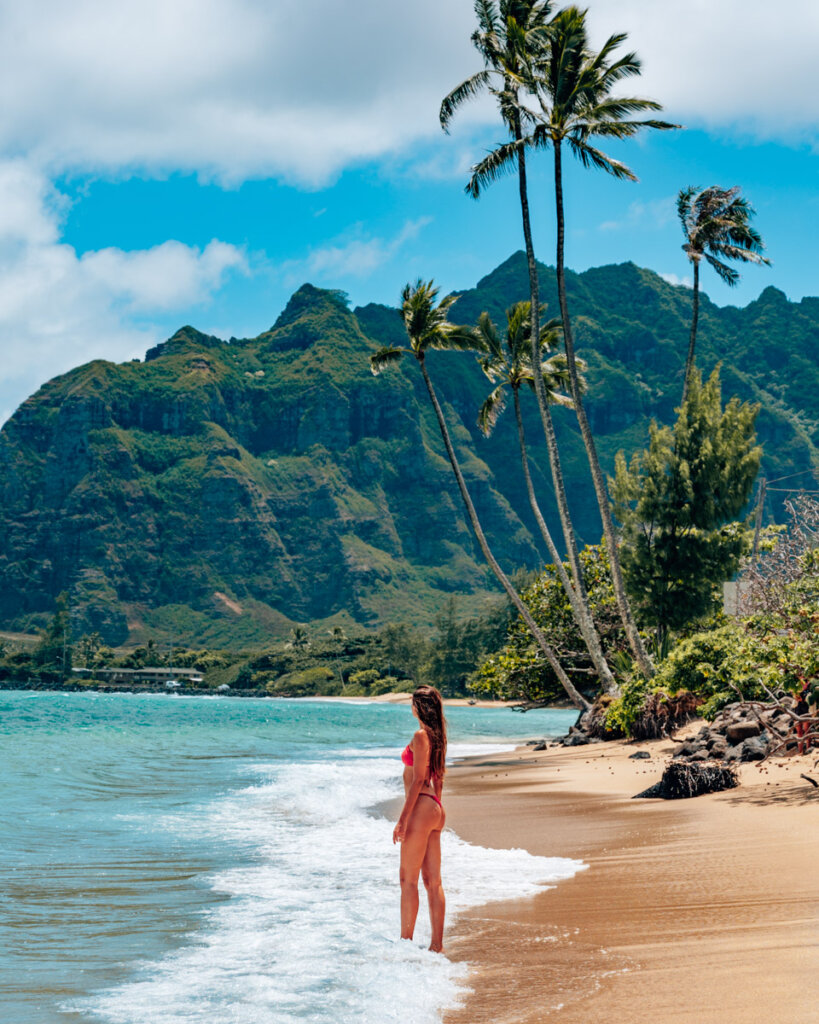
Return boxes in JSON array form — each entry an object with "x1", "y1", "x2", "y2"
[
  {"x1": 421, "y1": 825, "x2": 445, "y2": 952},
  {"x1": 398, "y1": 799, "x2": 439, "y2": 940}
]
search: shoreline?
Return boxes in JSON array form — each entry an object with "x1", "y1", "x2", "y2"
[
  {"x1": 0, "y1": 681, "x2": 524, "y2": 708},
  {"x1": 441, "y1": 736, "x2": 819, "y2": 1023}
]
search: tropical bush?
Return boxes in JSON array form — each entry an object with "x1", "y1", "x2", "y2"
[{"x1": 472, "y1": 545, "x2": 629, "y2": 703}]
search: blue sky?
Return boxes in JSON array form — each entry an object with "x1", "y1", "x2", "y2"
[{"x1": 1, "y1": 0, "x2": 818, "y2": 422}]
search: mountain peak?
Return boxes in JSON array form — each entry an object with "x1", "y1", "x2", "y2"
[{"x1": 271, "y1": 283, "x2": 351, "y2": 333}]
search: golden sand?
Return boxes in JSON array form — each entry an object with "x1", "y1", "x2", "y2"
[{"x1": 442, "y1": 736, "x2": 819, "y2": 1024}]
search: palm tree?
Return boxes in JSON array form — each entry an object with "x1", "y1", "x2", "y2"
[
  {"x1": 287, "y1": 625, "x2": 310, "y2": 650},
  {"x1": 527, "y1": 6, "x2": 677, "y2": 678},
  {"x1": 371, "y1": 280, "x2": 590, "y2": 710},
  {"x1": 476, "y1": 302, "x2": 617, "y2": 693},
  {"x1": 442, "y1": 0, "x2": 601, "y2": 679},
  {"x1": 678, "y1": 185, "x2": 770, "y2": 401}
]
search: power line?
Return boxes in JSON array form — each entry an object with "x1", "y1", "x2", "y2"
[
  {"x1": 766, "y1": 487, "x2": 819, "y2": 494},
  {"x1": 766, "y1": 469, "x2": 819, "y2": 485}
]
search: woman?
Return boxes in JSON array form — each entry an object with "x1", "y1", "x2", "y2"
[{"x1": 392, "y1": 685, "x2": 447, "y2": 952}]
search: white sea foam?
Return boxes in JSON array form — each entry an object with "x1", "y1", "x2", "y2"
[{"x1": 79, "y1": 747, "x2": 584, "y2": 1024}]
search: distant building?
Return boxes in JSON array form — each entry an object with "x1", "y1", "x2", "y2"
[
  {"x1": 71, "y1": 666, "x2": 205, "y2": 686},
  {"x1": 723, "y1": 580, "x2": 753, "y2": 616}
]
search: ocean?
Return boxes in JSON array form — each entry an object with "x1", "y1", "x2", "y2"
[{"x1": 0, "y1": 690, "x2": 583, "y2": 1023}]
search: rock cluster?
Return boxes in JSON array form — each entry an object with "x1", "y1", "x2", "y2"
[{"x1": 670, "y1": 701, "x2": 794, "y2": 764}]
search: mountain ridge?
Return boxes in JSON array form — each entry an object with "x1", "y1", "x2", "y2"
[{"x1": 1, "y1": 254, "x2": 816, "y2": 646}]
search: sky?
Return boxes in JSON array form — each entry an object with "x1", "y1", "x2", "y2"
[{"x1": 1, "y1": 0, "x2": 818, "y2": 423}]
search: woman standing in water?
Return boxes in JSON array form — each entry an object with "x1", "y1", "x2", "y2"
[{"x1": 393, "y1": 685, "x2": 447, "y2": 952}]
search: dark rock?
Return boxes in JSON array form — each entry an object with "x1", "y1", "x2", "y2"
[
  {"x1": 724, "y1": 744, "x2": 742, "y2": 763},
  {"x1": 689, "y1": 750, "x2": 709, "y2": 762},
  {"x1": 726, "y1": 721, "x2": 761, "y2": 743},
  {"x1": 563, "y1": 733, "x2": 589, "y2": 747},
  {"x1": 629, "y1": 750, "x2": 651, "y2": 759},
  {"x1": 533, "y1": 741, "x2": 547, "y2": 751},
  {"x1": 740, "y1": 735, "x2": 769, "y2": 762},
  {"x1": 709, "y1": 740, "x2": 728, "y2": 759}
]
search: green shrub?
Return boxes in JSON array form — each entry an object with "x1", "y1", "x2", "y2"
[
  {"x1": 369, "y1": 675, "x2": 401, "y2": 696},
  {"x1": 604, "y1": 675, "x2": 655, "y2": 735},
  {"x1": 652, "y1": 624, "x2": 778, "y2": 716},
  {"x1": 266, "y1": 665, "x2": 338, "y2": 696},
  {"x1": 349, "y1": 669, "x2": 380, "y2": 689}
]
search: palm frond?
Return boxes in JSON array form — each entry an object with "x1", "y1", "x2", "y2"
[
  {"x1": 477, "y1": 382, "x2": 508, "y2": 436},
  {"x1": 426, "y1": 324, "x2": 484, "y2": 353},
  {"x1": 370, "y1": 346, "x2": 406, "y2": 375},
  {"x1": 440, "y1": 70, "x2": 493, "y2": 131},
  {"x1": 466, "y1": 137, "x2": 527, "y2": 197},
  {"x1": 567, "y1": 137, "x2": 637, "y2": 179},
  {"x1": 704, "y1": 254, "x2": 739, "y2": 286},
  {"x1": 475, "y1": 311, "x2": 505, "y2": 362}
]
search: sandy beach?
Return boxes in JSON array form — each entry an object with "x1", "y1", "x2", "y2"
[{"x1": 442, "y1": 735, "x2": 819, "y2": 1024}]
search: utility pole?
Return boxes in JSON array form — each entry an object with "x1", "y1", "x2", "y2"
[{"x1": 751, "y1": 476, "x2": 767, "y2": 560}]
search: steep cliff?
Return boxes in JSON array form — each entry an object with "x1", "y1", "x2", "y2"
[
  {"x1": 1, "y1": 257, "x2": 816, "y2": 645},
  {"x1": 0, "y1": 284, "x2": 533, "y2": 644}
]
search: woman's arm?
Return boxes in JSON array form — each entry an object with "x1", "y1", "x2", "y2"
[{"x1": 393, "y1": 730, "x2": 431, "y2": 844}]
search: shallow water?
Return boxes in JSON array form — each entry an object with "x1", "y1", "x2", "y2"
[{"x1": 0, "y1": 691, "x2": 582, "y2": 1023}]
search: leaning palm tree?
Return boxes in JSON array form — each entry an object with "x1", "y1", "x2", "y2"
[
  {"x1": 476, "y1": 302, "x2": 617, "y2": 693},
  {"x1": 526, "y1": 6, "x2": 677, "y2": 677},
  {"x1": 678, "y1": 185, "x2": 769, "y2": 401},
  {"x1": 371, "y1": 280, "x2": 589, "y2": 710},
  {"x1": 442, "y1": 0, "x2": 601, "y2": 672}
]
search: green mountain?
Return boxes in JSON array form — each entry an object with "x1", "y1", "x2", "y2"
[{"x1": 1, "y1": 256, "x2": 816, "y2": 646}]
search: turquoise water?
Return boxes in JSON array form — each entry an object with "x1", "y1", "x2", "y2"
[{"x1": 0, "y1": 691, "x2": 580, "y2": 1023}]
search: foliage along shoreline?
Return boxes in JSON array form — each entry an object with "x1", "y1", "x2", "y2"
[{"x1": 1, "y1": 0, "x2": 817, "y2": 750}]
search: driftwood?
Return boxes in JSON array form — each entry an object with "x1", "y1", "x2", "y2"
[
  {"x1": 800, "y1": 774, "x2": 818, "y2": 788},
  {"x1": 634, "y1": 760, "x2": 739, "y2": 800}
]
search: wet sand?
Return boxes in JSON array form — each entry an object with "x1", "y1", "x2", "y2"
[{"x1": 442, "y1": 737, "x2": 819, "y2": 1024}]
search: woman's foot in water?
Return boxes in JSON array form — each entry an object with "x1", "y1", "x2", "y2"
[{"x1": 428, "y1": 943, "x2": 444, "y2": 954}]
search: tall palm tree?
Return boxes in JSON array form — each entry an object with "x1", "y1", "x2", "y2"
[
  {"x1": 442, "y1": 0, "x2": 601, "y2": 677},
  {"x1": 371, "y1": 280, "x2": 590, "y2": 710},
  {"x1": 526, "y1": 6, "x2": 677, "y2": 677},
  {"x1": 678, "y1": 185, "x2": 769, "y2": 402},
  {"x1": 476, "y1": 302, "x2": 618, "y2": 693}
]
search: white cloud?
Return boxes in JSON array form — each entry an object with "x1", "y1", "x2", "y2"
[
  {"x1": 284, "y1": 218, "x2": 432, "y2": 284},
  {"x1": 0, "y1": 0, "x2": 479, "y2": 186},
  {"x1": 0, "y1": 1, "x2": 816, "y2": 188},
  {"x1": 0, "y1": 160, "x2": 245, "y2": 423},
  {"x1": 659, "y1": 271, "x2": 693, "y2": 289},
  {"x1": 584, "y1": 0, "x2": 819, "y2": 143}
]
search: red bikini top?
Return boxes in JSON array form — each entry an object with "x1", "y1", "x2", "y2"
[{"x1": 402, "y1": 743, "x2": 437, "y2": 779}]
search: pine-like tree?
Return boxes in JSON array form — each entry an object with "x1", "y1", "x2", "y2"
[{"x1": 611, "y1": 368, "x2": 761, "y2": 642}]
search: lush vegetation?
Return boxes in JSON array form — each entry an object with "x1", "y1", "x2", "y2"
[
  {"x1": 0, "y1": 596, "x2": 515, "y2": 699},
  {"x1": 0, "y1": 0, "x2": 816, "y2": 719}
]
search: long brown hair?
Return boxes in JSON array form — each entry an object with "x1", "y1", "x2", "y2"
[{"x1": 413, "y1": 685, "x2": 447, "y2": 780}]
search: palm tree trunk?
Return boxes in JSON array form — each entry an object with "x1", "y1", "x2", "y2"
[
  {"x1": 682, "y1": 260, "x2": 700, "y2": 403},
  {"x1": 515, "y1": 123, "x2": 614, "y2": 690},
  {"x1": 419, "y1": 355, "x2": 590, "y2": 710},
  {"x1": 512, "y1": 387, "x2": 618, "y2": 695},
  {"x1": 553, "y1": 140, "x2": 655, "y2": 679}
]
